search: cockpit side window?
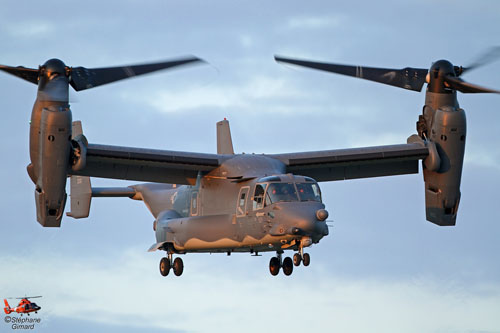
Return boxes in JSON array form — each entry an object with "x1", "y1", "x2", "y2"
[{"x1": 253, "y1": 183, "x2": 267, "y2": 210}]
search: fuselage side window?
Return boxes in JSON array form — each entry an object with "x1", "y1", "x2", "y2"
[
  {"x1": 190, "y1": 192, "x2": 198, "y2": 216},
  {"x1": 253, "y1": 183, "x2": 267, "y2": 210},
  {"x1": 237, "y1": 186, "x2": 249, "y2": 216}
]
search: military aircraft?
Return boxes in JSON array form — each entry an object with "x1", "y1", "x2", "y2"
[
  {"x1": 4, "y1": 296, "x2": 42, "y2": 316},
  {"x1": 0, "y1": 50, "x2": 498, "y2": 277}
]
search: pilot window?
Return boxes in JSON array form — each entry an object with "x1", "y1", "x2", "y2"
[
  {"x1": 253, "y1": 183, "x2": 267, "y2": 210},
  {"x1": 296, "y1": 183, "x2": 322, "y2": 202}
]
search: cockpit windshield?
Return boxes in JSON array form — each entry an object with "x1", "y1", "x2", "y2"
[
  {"x1": 25, "y1": 303, "x2": 37, "y2": 310},
  {"x1": 266, "y1": 183, "x2": 299, "y2": 204},
  {"x1": 296, "y1": 183, "x2": 322, "y2": 202},
  {"x1": 252, "y1": 179, "x2": 322, "y2": 210}
]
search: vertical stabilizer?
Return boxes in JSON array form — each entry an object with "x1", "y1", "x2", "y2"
[
  {"x1": 4, "y1": 299, "x2": 11, "y2": 314},
  {"x1": 216, "y1": 119, "x2": 234, "y2": 155}
]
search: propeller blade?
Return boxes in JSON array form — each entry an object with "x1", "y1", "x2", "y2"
[
  {"x1": 444, "y1": 75, "x2": 500, "y2": 94},
  {"x1": 275, "y1": 55, "x2": 428, "y2": 92},
  {"x1": 462, "y1": 46, "x2": 500, "y2": 74},
  {"x1": 0, "y1": 65, "x2": 38, "y2": 84},
  {"x1": 70, "y1": 56, "x2": 205, "y2": 91}
]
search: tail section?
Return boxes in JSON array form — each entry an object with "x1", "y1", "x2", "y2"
[{"x1": 4, "y1": 299, "x2": 11, "y2": 314}]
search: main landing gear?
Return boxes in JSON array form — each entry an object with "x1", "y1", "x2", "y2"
[
  {"x1": 160, "y1": 252, "x2": 184, "y2": 277},
  {"x1": 269, "y1": 251, "x2": 310, "y2": 276}
]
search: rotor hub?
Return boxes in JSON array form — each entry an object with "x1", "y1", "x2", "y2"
[
  {"x1": 40, "y1": 58, "x2": 69, "y2": 78},
  {"x1": 428, "y1": 59, "x2": 455, "y2": 93}
]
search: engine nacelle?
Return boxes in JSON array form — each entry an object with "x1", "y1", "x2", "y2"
[
  {"x1": 423, "y1": 104, "x2": 466, "y2": 226},
  {"x1": 34, "y1": 105, "x2": 72, "y2": 227}
]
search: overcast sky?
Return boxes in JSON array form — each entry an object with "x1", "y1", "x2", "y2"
[{"x1": 0, "y1": 1, "x2": 499, "y2": 332}]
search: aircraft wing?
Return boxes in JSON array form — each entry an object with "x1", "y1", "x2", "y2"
[
  {"x1": 69, "y1": 144, "x2": 223, "y2": 185},
  {"x1": 270, "y1": 143, "x2": 429, "y2": 182}
]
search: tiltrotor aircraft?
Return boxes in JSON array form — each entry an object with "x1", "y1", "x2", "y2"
[{"x1": 0, "y1": 49, "x2": 498, "y2": 277}]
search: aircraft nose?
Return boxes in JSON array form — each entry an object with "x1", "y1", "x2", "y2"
[{"x1": 285, "y1": 206, "x2": 328, "y2": 237}]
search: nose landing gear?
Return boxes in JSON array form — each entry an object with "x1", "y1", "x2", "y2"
[
  {"x1": 293, "y1": 251, "x2": 310, "y2": 266},
  {"x1": 159, "y1": 252, "x2": 184, "y2": 277},
  {"x1": 302, "y1": 252, "x2": 310, "y2": 266},
  {"x1": 298, "y1": 238, "x2": 311, "y2": 266},
  {"x1": 293, "y1": 253, "x2": 301, "y2": 266}
]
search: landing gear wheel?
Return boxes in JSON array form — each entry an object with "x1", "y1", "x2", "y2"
[
  {"x1": 269, "y1": 257, "x2": 280, "y2": 276},
  {"x1": 283, "y1": 257, "x2": 293, "y2": 276},
  {"x1": 293, "y1": 253, "x2": 302, "y2": 266},
  {"x1": 302, "y1": 253, "x2": 310, "y2": 266},
  {"x1": 160, "y1": 257, "x2": 170, "y2": 276},
  {"x1": 173, "y1": 257, "x2": 184, "y2": 276}
]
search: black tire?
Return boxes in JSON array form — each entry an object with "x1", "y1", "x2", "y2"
[
  {"x1": 160, "y1": 257, "x2": 170, "y2": 276},
  {"x1": 283, "y1": 257, "x2": 293, "y2": 276},
  {"x1": 173, "y1": 257, "x2": 184, "y2": 276},
  {"x1": 302, "y1": 253, "x2": 310, "y2": 266},
  {"x1": 293, "y1": 253, "x2": 302, "y2": 266},
  {"x1": 269, "y1": 257, "x2": 280, "y2": 276}
]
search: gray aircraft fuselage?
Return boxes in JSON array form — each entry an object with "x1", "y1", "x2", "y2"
[{"x1": 136, "y1": 154, "x2": 329, "y2": 254}]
